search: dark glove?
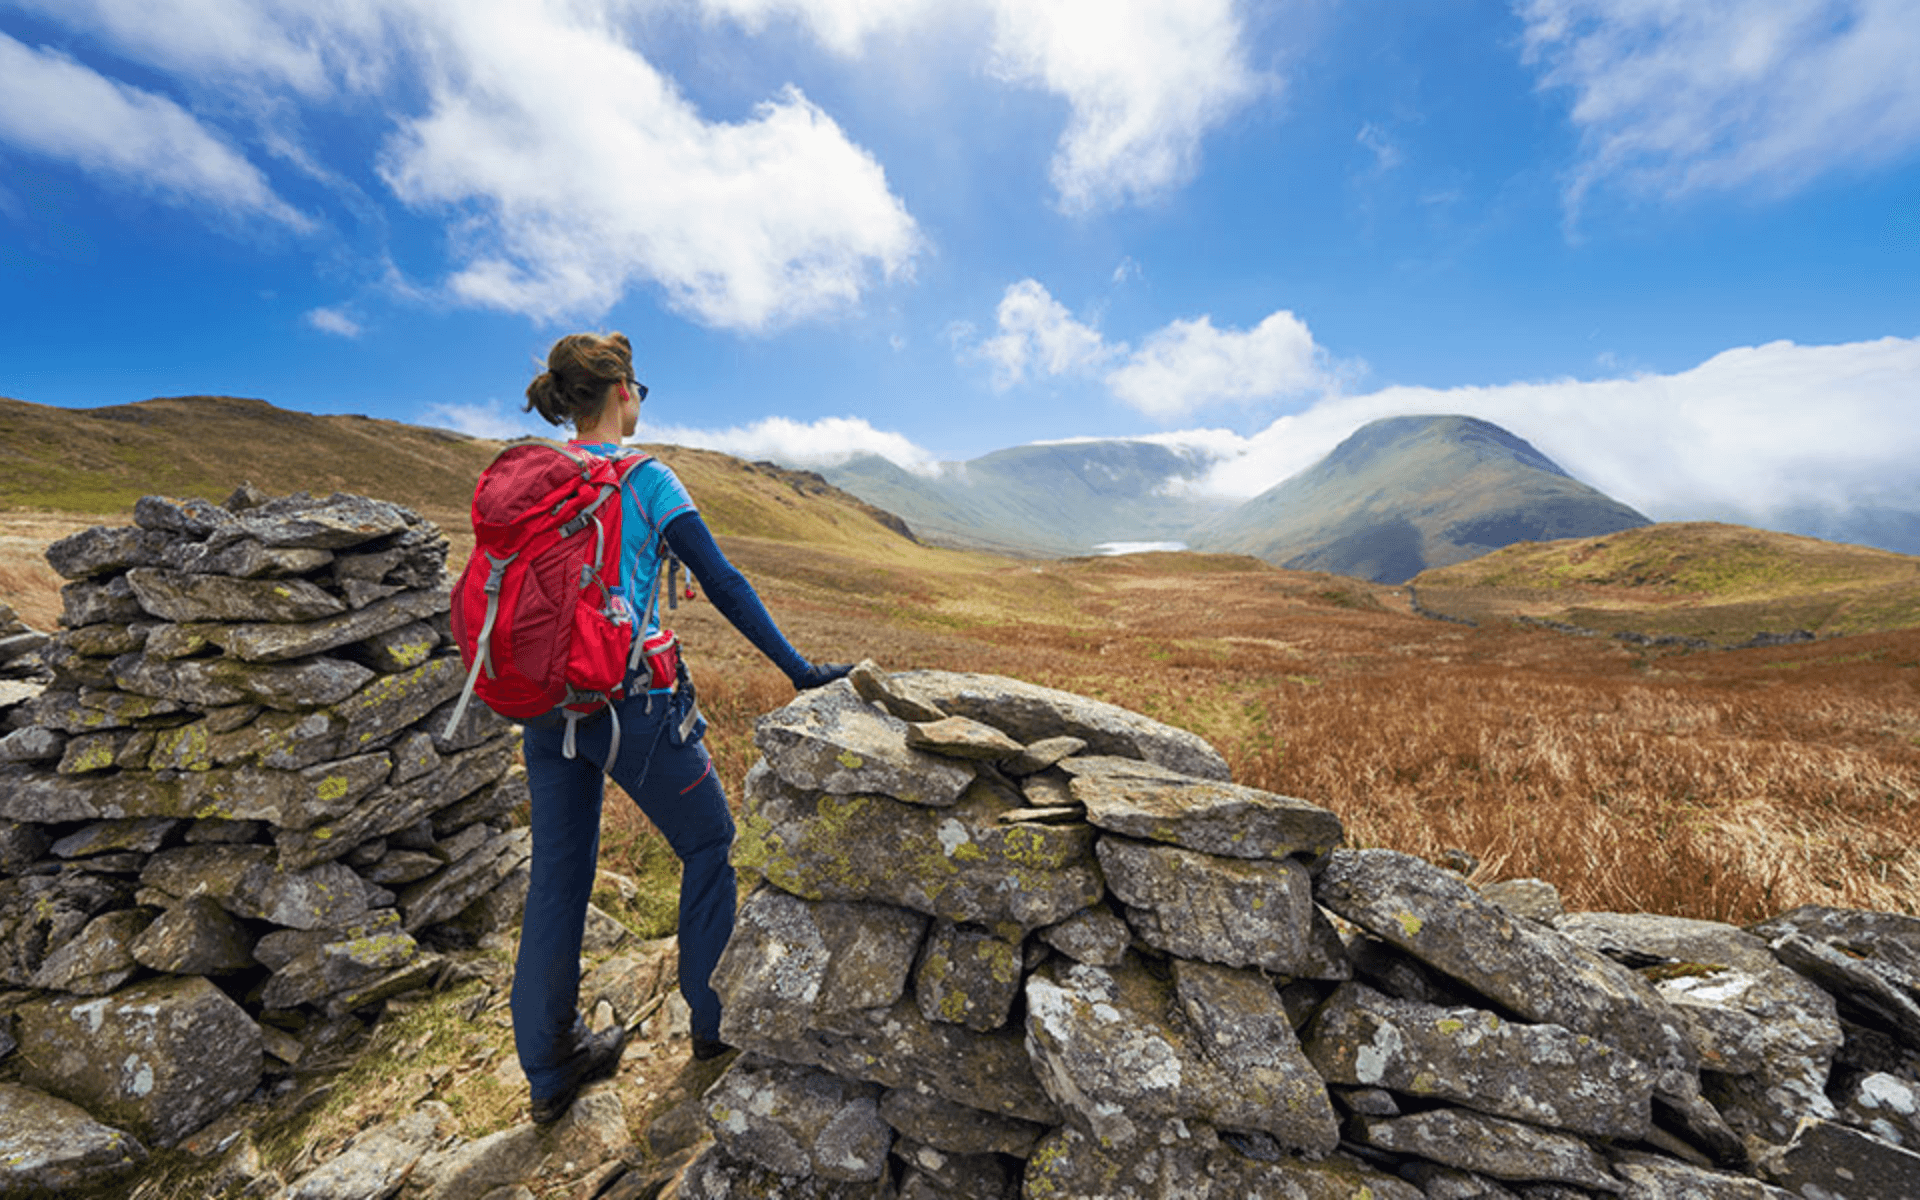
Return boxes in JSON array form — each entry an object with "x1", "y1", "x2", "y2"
[{"x1": 791, "y1": 661, "x2": 854, "y2": 691}]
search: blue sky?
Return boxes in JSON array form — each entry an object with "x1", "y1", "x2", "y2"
[{"x1": 2, "y1": 1, "x2": 1916, "y2": 532}]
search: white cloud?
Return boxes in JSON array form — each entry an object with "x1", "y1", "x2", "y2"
[
  {"x1": 8, "y1": 3, "x2": 921, "y2": 330},
  {"x1": 1105, "y1": 310, "x2": 1329, "y2": 421},
  {"x1": 1520, "y1": 0, "x2": 1920, "y2": 208},
  {"x1": 980, "y1": 279, "x2": 1113, "y2": 388},
  {"x1": 973, "y1": 278, "x2": 1338, "y2": 420},
  {"x1": 0, "y1": 33, "x2": 310, "y2": 229},
  {"x1": 635, "y1": 414, "x2": 941, "y2": 473},
  {"x1": 988, "y1": 0, "x2": 1266, "y2": 213},
  {"x1": 379, "y1": 12, "x2": 922, "y2": 330},
  {"x1": 696, "y1": 0, "x2": 942, "y2": 55},
  {"x1": 1172, "y1": 336, "x2": 1920, "y2": 525},
  {"x1": 303, "y1": 306, "x2": 362, "y2": 337},
  {"x1": 419, "y1": 397, "x2": 554, "y2": 442}
]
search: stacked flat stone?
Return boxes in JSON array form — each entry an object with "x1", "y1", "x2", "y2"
[
  {"x1": 0, "y1": 488, "x2": 528, "y2": 1178},
  {"x1": 686, "y1": 664, "x2": 1920, "y2": 1200}
]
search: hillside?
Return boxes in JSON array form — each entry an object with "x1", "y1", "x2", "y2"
[
  {"x1": 822, "y1": 439, "x2": 1229, "y2": 556},
  {"x1": 1411, "y1": 521, "x2": 1920, "y2": 644},
  {"x1": 1194, "y1": 414, "x2": 1652, "y2": 583}
]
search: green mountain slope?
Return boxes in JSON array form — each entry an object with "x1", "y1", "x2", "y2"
[
  {"x1": 1194, "y1": 414, "x2": 1652, "y2": 583},
  {"x1": 822, "y1": 440, "x2": 1228, "y2": 555},
  {"x1": 1410, "y1": 521, "x2": 1920, "y2": 643}
]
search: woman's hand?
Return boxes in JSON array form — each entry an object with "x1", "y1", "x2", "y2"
[{"x1": 791, "y1": 661, "x2": 854, "y2": 691}]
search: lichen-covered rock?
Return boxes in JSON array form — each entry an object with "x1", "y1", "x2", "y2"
[
  {"x1": 281, "y1": 1102, "x2": 458, "y2": 1200},
  {"x1": 893, "y1": 1139, "x2": 1017, "y2": 1199},
  {"x1": 223, "y1": 493, "x2": 416, "y2": 550},
  {"x1": 0, "y1": 819, "x2": 52, "y2": 868},
  {"x1": 206, "y1": 587, "x2": 449, "y2": 663},
  {"x1": 61, "y1": 574, "x2": 145, "y2": 627},
  {"x1": 1021, "y1": 1123, "x2": 1219, "y2": 1200},
  {"x1": 0, "y1": 725, "x2": 65, "y2": 763},
  {"x1": 276, "y1": 738, "x2": 510, "y2": 868},
  {"x1": 0, "y1": 1083, "x2": 148, "y2": 1194},
  {"x1": 14, "y1": 974, "x2": 263, "y2": 1147},
  {"x1": 887, "y1": 670, "x2": 1231, "y2": 781},
  {"x1": 1097, "y1": 835, "x2": 1349, "y2": 977},
  {"x1": 112, "y1": 648, "x2": 376, "y2": 711},
  {"x1": 1346, "y1": 1109, "x2": 1623, "y2": 1192},
  {"x1": 905, "y1": 715, "x2": 1025, "y2": 760},
  {"x1": 677, "y1": 1143, "x2": 897, "y2": 1199},
  {"x1": 1609, "y1": 1154, "x2": 1789, "y2": 1198},
  {"x1": 1025, "y1": 955, "x2": 1339, "y2": 1153},
  {"x1": 0, "y1": 750, "x2": 393, "y2": 828},
  {"x1": 734, "y1": 763, "x2": 1103, "y2": 938},
  {"x1": 1212, "y1": 1147, "x2": 1428, "y2": 1200},
  {"x1": 1752, "y1": 1117, "x2": 1920, "y2": 1199},
  {"x1": 255, "y1": 909, "x2": 420, "y2": 1010},
  {"x1": 1004, "y1": 736, "x2": 1086, "y2": 777},
  {"x1": 51, "y1": 817, "x2": 180, "y2": 858},
  {"x1": 756, "y1": 681, "x2": 976, "y2": 806},
  {"x1": 1481, "y1": 877, "x2": 1565, "y2": 924},
  {"x1": 396, "y1": 825, "x2": 531, "y2": 932},
  {"x1": 1558, "y1": 911, "x2": 1843, "y2": 1145},
  {"x1": 1832, "y1": 1070, "x2": 1920, "y2": 1149},
  {"x1": 44, "y1": 524, "x2": 173, "y2": 580},
  {"x1": 142, "y1": 845, "x2": 380, "y2": 930},
  {"x1": 705, "y1": 1057, "x2": 893, "y2": 1182},
  {"x1": 747, "y1": 994, "x2": 1061, "y2": 1125},
  {"x1": 1063, "y1": 755, "x2": 1341, "y2": 861},
  {"x1": 161, "y1": 537, "x2": 336, "y2": 580},
  {"x1": 1749, "y1": 905, "x2": 1920, "y2": 1045},
  {"x1": 27, "y1": 908, "x2": 152, "y2": 995},
  {"x1": 714, "y1": 887, "x2": 929, "y2": 1046},
  {"x1": 1316, "y1": 850, "x2": 1697, "y2": 1094},
  {"x1": 0, "y1": 871, "x2": 130, "y2": 985},
  {"x1": 133, "y1": 495, "x2": 236, "y2": 539},
  {"x1": 349, "y1": 620, "x2": 443, "y2": 674},
  {"x1": 125, "y1": 567, "x2": 348, "y2": 624},
  {"x1": 1302, "y1": 981, "x2": 1656, "y2": 1139},
  {"x1": 1038, "y1": 905, "x2": 1132, "y2": 966},
  {"x1": 129, "y1": 894, "x2": 257, "y2": 974},
  {"x1": 877, "y1": 1088, "x2": 1046, "y2": 1158},
  {"x1": 914, "y1": 920, "x2": 1023, "y2": 1032}
]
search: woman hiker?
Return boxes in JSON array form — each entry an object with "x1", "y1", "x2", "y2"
[{"x1": 511, "y1": 331, "x2": 851, "y2": 1124}]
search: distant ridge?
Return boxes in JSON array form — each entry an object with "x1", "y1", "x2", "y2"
[{"x1": 1193, "y1": 415, "x2": 1652, "y2": 583}]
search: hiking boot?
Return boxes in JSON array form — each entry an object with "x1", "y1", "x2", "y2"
[
  {"x1": 691, "y1": 1035, "x2": 735, "y2": 1062},
  {"x1": 531, "y1": 1025, "x2": 630, "y2": 1125}
]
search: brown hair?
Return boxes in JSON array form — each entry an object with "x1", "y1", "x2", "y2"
[{"x1": 523, "y1": 332, "x2": 635, "y2": 429}]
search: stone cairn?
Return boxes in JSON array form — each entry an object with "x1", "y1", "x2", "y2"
[
  {"x1": 0, "y1": 489, "x2": 528, "y2": 1185},
  {"x1": 677, "y1": 665, "x2": 1920, "y2": 1199}
]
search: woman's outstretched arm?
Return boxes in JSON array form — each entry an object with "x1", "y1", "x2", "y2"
[{"x1": 663, "y1": 510, "x2": 848, "y2": 689}]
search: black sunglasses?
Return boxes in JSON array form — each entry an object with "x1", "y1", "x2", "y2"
[{"x1": 627, "y1": 379, "x2": 648, "y2": 403}]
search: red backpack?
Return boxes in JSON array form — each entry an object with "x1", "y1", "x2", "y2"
[{"x1": 442, "y1": 442, "x2": 658, "y2": 762}]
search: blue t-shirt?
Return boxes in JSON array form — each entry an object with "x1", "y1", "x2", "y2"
[{"x1": 571, "y1": 441, "x2": 693, "y2": 634}]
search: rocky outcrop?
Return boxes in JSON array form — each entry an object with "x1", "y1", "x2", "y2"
[
  {"x1": 658, "y1": 664, "x2": 1920, "y2": 1199},
  {"x1": 0, "y1": 488, "x2": 526, "y2": 1190}
]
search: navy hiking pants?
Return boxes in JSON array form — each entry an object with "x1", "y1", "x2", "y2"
[{"x1": 511, "y1": 689, "x2": 736, "y2": 1100}]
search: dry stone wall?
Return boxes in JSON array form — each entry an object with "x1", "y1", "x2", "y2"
[
  {"x1": 686, "y1": 664, "x2": 1920, "y2": 1199},
  {"x1": 0, "y1": 488, "x2": 528, "y2": 1189}
]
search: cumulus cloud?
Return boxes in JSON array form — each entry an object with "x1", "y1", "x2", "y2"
[
  {"x1": 635, "y1": 414, "x2": 941, "y2": 473},
  {"x1": 1174, "y1": 336, "x2": 1920, "y2": 525},
  {"x1": 303, "y1": 306, "x2": 362, "y2": 337},
  {"x1": 6, "y1": 3, "x2": 921, "y2": 330},
  {"x1": 988, "y1": 0, "x2": 1266, "y2": 213},
  {"x1": 1105, "y1": 310, "x2": 1329, "y2": 421},
  {"x1": 0, "y1": 33, "x2": 310, "y2": 229},
  {"x1": 1519, "y1": 0, "x2": 1920, "y2": 209},
  {"x1": 980, "y1": 279, "x2": 1113, "y2": 387},
  {"x1": 973, "y1": 279, "x2": 1336, "y2": 420}
]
